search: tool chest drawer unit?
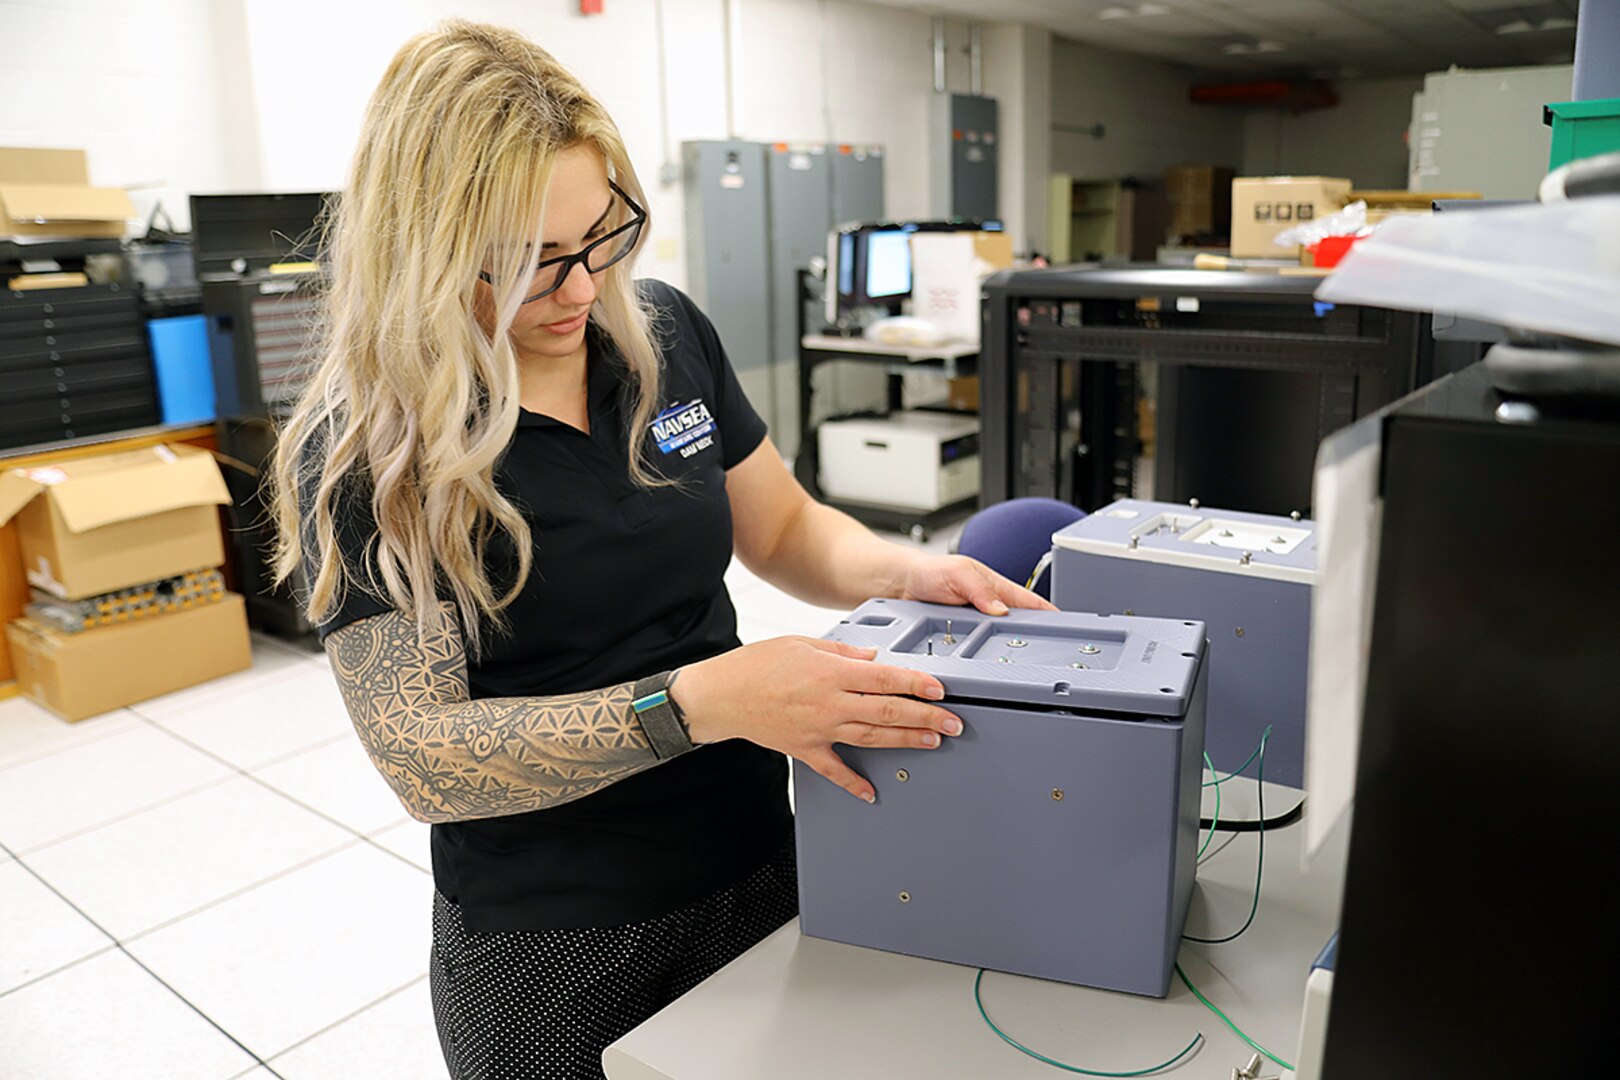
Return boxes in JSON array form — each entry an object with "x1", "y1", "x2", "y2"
[{"x1": 0, "y1": 283, "x2": 159, "y2": 452}]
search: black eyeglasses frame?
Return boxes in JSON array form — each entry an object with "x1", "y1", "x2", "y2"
[{"x1": 478, "y1": 180, "x2": 647, "y2": 304}]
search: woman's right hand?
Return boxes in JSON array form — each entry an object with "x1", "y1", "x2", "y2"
[{"x1": 673, "y1": 636, "x2": 962, "y2": 803}]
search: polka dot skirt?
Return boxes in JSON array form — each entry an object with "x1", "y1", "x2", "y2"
[{"x1": 429, "y1": 842, "x2": 799, "y2": 1080}]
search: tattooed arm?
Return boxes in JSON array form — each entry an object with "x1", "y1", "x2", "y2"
[{"x1": 323, "y1": 602, "x2": 665, "y2": 823}]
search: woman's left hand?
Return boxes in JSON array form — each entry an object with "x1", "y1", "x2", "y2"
[{"x1": 896, "y1": 554, "x2": 1058, "y2": 615}]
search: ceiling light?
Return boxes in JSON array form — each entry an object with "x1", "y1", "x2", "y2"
[
  {"x1": 1222, "y1": 41, "x2": 1253, "y2": 55},
  {"x1": 1540, "y1": 16, "x2": 1576, "y2": 30},
  {"x1": 1495, "y1": 19, "x2": 1534, "y2": 34},
  {"x1": 1099, "y1": 2, "x2": 1169, "y2": 18},
  {"x1": 1254, "y1": 40, "x2": 1286, "y2": 53}
]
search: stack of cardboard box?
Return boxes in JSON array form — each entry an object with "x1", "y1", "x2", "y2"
[
  {"x1": 1165, "y1": 164, "x2": 1235, "y2": 243},
  {"x1": 0, "y1": 444, "x2": 252, "y2": 721}
]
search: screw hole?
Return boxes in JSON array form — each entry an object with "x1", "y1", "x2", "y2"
[
  {"x1": 1181, "y1": 652, "x2": 1195, "y2": 658},
  {"x1": 1160, "y1": 687, "x2": 1174, "y2": 693},
  {"x1": 1053, "y1": 682, "x2": 1071, "y2": 695},
  {"x1": 899, "y1": 891, "x2": 911, "y2": 903}
]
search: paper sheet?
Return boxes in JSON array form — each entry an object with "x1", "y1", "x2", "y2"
[{"x1": 1304, "y1": 416, "x2": 1384, "y2": 858}]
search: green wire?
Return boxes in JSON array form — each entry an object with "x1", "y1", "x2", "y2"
[
  {"x1": 1196, "y1": 751, "x2": 1219, "y2": 859},
  {"x1": 974, "y1": 969, "x2": 1204, "y2": 1076},
  {"x1": 1202, "y1": 740, "x2": 1262, "y2": 787},
  {"x1": 1183, "y1": 727, "x2": 1270, "y2": 945},
  {"x1": 1174, "y1": 963, "x2": 1295, "y2": 1073}
]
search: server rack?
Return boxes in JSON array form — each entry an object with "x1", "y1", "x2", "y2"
[
  {"x1": 979, "y1": 266, "x2": 1435, "y2": 516},
  {"x1": 0, "y1": 282, "x2": 160, "y2": 452}
]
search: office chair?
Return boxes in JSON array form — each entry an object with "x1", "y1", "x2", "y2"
[{"x1": 955, "y1": 497, "x2": 1085, "y2": 600}]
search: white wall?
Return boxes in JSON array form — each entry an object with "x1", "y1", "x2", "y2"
[
  {"x1": 0, "y1": 0, "x2": 1027, "y2": 291},
  {"x1": 985, "y1": 23, "x2": 1052, "y2": 256},
  {"x1": 0, "y1": 0, "x2": 250, "y2": 230},
  {"x1": 1241, "y1": 76, "x2": 1424, "y2": 190},
  {"x1": 1050, "y1": 37, "x2": 1246, "y2": 182}
]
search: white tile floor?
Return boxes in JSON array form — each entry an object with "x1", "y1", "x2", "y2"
[{"x1": 0, "y1": 523, "x2": 961, "y2": 1079}]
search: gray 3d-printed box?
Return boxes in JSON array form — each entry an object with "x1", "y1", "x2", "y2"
[
  {"x1": 1050, "y1": 499, "x2": 1315, "y2": 788},
  {"x1": 794, "y1": 599, "x2": 1207, "y2": 998}
]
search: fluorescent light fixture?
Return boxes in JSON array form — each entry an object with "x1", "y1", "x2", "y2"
[
  {"x1": 1255, "y1": 40, "x2": 1286, "y2": 53},
  {"x1": 1222, "y1": 41, "x2": 1252, "y2": 55},
  {"x1": 1099, "y1": 2, "x2": 1169, "y2": 18},
  {"x1": 1495, "y1": 18, "x2": 1534, "y2": 34},
  {"x1": 1540, "y1": 16, "x2": 1576, "y2": 30}
]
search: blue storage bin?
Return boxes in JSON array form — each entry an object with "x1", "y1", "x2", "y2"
[{"x1": 147, "y1": 315, "x2": 215, "y2": 425}]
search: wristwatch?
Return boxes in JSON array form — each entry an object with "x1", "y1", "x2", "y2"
[{"x1": 631, "y1": 669, "x2": 695, "y2": 760}]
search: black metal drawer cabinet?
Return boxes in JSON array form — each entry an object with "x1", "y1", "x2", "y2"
[{"x1": 0, "y1": 283, "x2": 160, "y2": 451}]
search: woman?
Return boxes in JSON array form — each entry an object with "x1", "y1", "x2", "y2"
[{"x1": 271, "y1": 20, "x2": 1049, "y2": 1080}]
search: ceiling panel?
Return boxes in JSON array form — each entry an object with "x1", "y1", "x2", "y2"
[{"x1": 854, "y1": 0, "x2": 1577, "y2": 77}]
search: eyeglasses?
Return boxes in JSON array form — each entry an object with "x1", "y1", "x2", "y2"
[{"x1": 479, "y1": 180, "x2": 647, "y2": 304}]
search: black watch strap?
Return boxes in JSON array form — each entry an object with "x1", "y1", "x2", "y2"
[{"x1": 631, "y1": 670, "x2": 694, "y2": 760}]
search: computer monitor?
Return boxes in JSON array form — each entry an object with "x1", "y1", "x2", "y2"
[{"x1": 824, "y1": 218, "x2": 1001, "y2": 326}]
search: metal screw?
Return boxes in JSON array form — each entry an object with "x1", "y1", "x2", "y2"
[
  {"x1": 1129, "y1": 535, "x2": 1139, "y2": 549},
  {"x1": 997, "y1": 656, "x2": 1012, "y2": 663},
  {"x1": 1240, "y1": 551, "x2": 1252, "y2": 565},
  {"x1": 1219, "y1": 529, "x2": 1233, "y2": 538},
  {"x1": 1008, "y1": 637, "x2": 1027, "y2": 648},
  {"x1": 1189, "y1": 498, "x2": 1200, "y2": 509},
  {"x1": 1290, "y1": 510, "x2": 1302, "y2": 522},
  {"x1": 1235, "y1": 627, "x2": 1245, "y2": 638},
  {"x1": 927, "y1": 638, "x2": 934, "y2": 656},
  {"x1": 1078, "y1": 644, "x2": 1100, "y2": 655},
  {"x1": 1051, "y1": 789, "x2": 1065, "y2": 801},
  {"x1": 899, "y1": 891, "x2": 911, "y2": 903},
  {"x1": 1124, "y1": 608, "x2": 1135, "y2": 616},
  {"x1": 1070, "y1": 662, "x2": 1088, "y2": 669},
  {"x1": 1272, "y1": 536, "x2": 1286, "y2": 544},
  {"x1": 944, "y1": 619, "x2": 955, "y2": 644},
  {"x1": 896, "y1": 769, "x2": 909, "y2": 782}
]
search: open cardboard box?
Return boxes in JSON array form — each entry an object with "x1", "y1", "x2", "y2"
[
  {"x1": 0, "y1": 443, "x2": 231, "y2": 600},
  {"x1": 0, "y1": 146, "x2": 135, "y2": 241}
]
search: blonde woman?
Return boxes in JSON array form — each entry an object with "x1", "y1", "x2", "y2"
[{"x1": 272, "y1": 20, "x2": 1049, "y2": 1080}]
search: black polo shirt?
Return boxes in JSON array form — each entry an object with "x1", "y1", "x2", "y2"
[{"x1": 314, "y1": 279, "x2": 792, "y2": 932}]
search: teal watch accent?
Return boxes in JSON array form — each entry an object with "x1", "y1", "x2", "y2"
[{"x1": 631, "y1": 669, "x2": 694, "y2": 760}]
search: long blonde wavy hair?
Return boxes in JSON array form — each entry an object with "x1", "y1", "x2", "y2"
[{"x1": 270, "y1": 20, "x2": 667, "y2": 655}]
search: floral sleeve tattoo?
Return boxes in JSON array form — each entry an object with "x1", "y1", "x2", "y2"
[{"x1": 324, "y1": 603, "x2": 661, "y2": 823}]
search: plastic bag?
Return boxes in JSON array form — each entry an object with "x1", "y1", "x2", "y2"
[
  {"x1": 1314, "y1": 196, "x2": 1620, "y2": 347},
  {"x1": 1273, "y1": 200, "x2": 1369, "y2": 250}
]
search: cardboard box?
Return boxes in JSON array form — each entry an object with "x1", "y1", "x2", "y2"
[
  {"x1": 1165, "y1": 165, "x2": 1234, "y2": 239},
  {"x1": 946, "y1": 376, "x2": 979, "y2": 412},
  {"x1": 0, "y1": 147, "x2": 135, "y2": 241},
  {"x1": 6, "y1": 593, "x2": 251, "y2": 722},
  {"x1": 910, "y1": 230, "x2": 1015, "y2": 344},
  {"x1": 1230, "y1": 176, "x2": 1352, "y2": 257},
  {"x1": 0, "y1": 444, "x2": 231, "y2": 600}
]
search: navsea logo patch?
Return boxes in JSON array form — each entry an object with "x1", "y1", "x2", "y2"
[{"x1": 651, "y1": 398, "x2": 716, "y2": 459}]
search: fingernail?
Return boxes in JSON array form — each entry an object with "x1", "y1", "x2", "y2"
[
  {"x1": 923, "y1": 684, "x2": 944, "y2": 700},
  {"x1": 923, "y1": 732, "x2": 940, "y2": 748},
  {"x1": 945, "y1": 716, "x2": 963, "y2": 736},
  {"x1": 990, "y1": 601, "x2": 1009, "y2": 615},
  {"x1": 862, "y1": 791, "x2": 876, "y2": 804}
]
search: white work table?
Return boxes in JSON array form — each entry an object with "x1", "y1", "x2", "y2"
[{"x1": 605, "y1": 778, "x2": 1345, "y2": 1079}]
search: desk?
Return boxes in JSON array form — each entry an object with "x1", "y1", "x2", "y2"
[
  {"x1": 795, "y1": 329, "x2": 980, "y2": 542},
  {"x1": 605, "y1": 778, "x2": 1342, "y2": 1079}
]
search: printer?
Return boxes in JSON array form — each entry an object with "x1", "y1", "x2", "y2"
[
  {"x1": 794, "y1": 599, "x2": 1208, "y2": 997},
  {"x1": 816, "y1": 411, "x2": 979, "y2": 511}
]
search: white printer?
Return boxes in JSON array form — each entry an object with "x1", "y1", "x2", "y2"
[{"x1": 817, "y1": 411, "x2": 979, "y2": 512}]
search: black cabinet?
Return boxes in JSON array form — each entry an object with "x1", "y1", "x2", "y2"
[
  {"x1": 978, "y1": 266, "x2": 1444, "y2": 516},
  {"x1": 0, "y1": 283, "x2": 159, "y2": 451}
]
